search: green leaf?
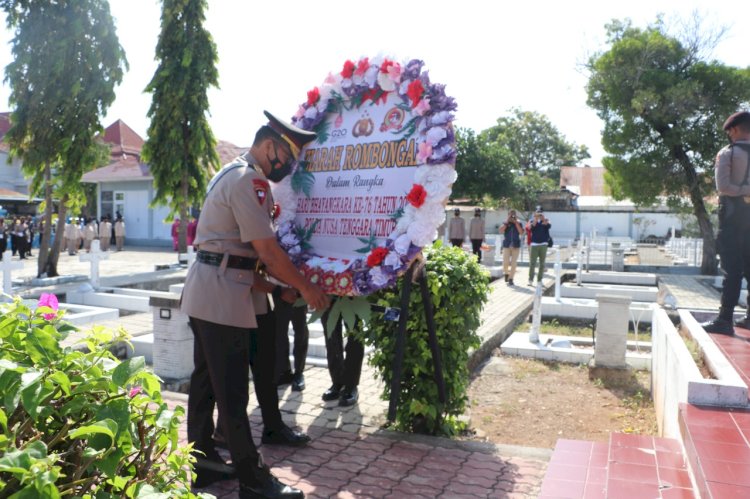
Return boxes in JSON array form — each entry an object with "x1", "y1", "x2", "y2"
[
  {"x1": 340, "y1": 299, "x2": 356, "y2": 332},
  {"x1": 49, "y1": 371, "x2": 71, "y2": 395},
  {"x1": 68, "y1": 418, "x2": 117, "y2": 446},
  {"x1": 313, "y1": 119, "x2": 330, "y2": 144},
  {"x1": 112, "y1": 357, "x2": 146, "y2": 387},
  {"x1": 325, "y1": 299, "x2": 343, "y2": 336},
  {"x1": 307, "y1": 308, "x2": 324, "y2": 325},
  {"x1": 350, "y1": 297, "x2": 372, "y2": 323},
  {"x1": 0, "y1": 408, "x2": 6, "y2": 432}
]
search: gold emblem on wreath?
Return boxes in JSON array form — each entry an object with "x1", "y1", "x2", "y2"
[
  {"x1": 352, "y1": 112, "x2": 374, "y2": 138},
  {"x1": 380, "y1": 107, "x2": 405, "y2": 132}
]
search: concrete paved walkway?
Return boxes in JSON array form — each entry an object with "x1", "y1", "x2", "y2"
[{"x1": 20, "y1": 247, "x2": 558, "y2": 497}]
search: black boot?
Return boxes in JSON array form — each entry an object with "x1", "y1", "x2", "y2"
[
  {"x1": 192, "y1": 449, "x2": 236, "y2": 488},
  {"x1": 239, "y1": 456, "x2": 304, "y2": 498},
  {"x1": 701, "y1": 308, "x2": 735, "y2": 336}
]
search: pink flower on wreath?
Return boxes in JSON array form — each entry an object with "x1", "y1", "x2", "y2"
[
  {"x1": 417, "y1": 142, "x2": 433, "y2": 163},
  {"x1": 380, "y1": 59, "x2": 401, "y2": 81},
  {"x1": 341, "y1": 60, "x2": 356, "y2": 79},
  {"x1": 406, "y1": 80, "x2": 425, "y2": 107},
  {"x1": 354, "y1": 58, "x2": 370, "y2": 76},
  {"x1": 37, "y1": 293, "x2": 59, "y2": 320},
  {"x1": 414, "y1": 98, "x2": 431, "y2": 116},
  {"x1": 307, "y1": 87, "x2": 320, "y2": 106},
  {"x1": 324, "y1": 72, "x2": 337, "y2": 85},
  {"x1": 334, "y1": 114, "x2": 344, "y2": 128},
  {"x1": 406, "y1": 183, "x2": 428, "y2": 208}
]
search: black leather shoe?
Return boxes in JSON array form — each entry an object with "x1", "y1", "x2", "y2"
[
  {"x1": 261, "y1": 425, "x2": 311, "y2": 447},
  {"x1": 734, "y1": 317, "x2": 750, "y2": 330},
  {"x1": 277, "y1": 370, "x2": 294, "y2": 386},
  {"x1": 192, "y1": 451, "x2": 235, "y2": 488},
  {"x1": 291, "y1": 373, "x2": 305, "y2": 391},
  {"x1": 338, "y1": 386, "x2": 359, "y2": 407},
  {"x1": 239, "y1": 458, "x2": 304, "y2": 498},
  {"x1": 322, "y1": 384, "x2": 342, "y2": 401},
  {"x1": 212, "y1": 431, "x2": 228, "y2": 449},
  {"x1": 701, "y1": 318, "x2": 734, "y2": 335}
]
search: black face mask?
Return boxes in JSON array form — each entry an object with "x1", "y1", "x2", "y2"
[{"x1": 266, "y1": 142, "x2": 294, "y2": 182}]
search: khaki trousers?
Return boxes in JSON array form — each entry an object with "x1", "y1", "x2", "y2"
[{"x1": 502, "y1": 246, "x2": 520, "y2": 279}]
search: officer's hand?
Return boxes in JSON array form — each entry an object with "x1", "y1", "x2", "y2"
[
  {"x1": 300, "y1": 283, "x2": 330, "y2": 311},
  {"x1": 281, "y1": 287, "x2": 299, "y2": 304}
]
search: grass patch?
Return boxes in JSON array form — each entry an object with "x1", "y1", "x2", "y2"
[{"x1": 518, "y1": 317, "x2": 652, "y2": 342}]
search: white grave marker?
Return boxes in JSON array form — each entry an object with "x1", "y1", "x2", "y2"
[
  {"x1": 0, "y1": 251, "x2": 23, "y2": 296},
  {"x1": 529, "y1": 282, "x2": 543, "y2": 344},
  {"x1": 554, "y1": 249, "x2": 562, "y2": 302},
  {"x1": 79, "y1": 240, "x2": 109, "y2": 289}
]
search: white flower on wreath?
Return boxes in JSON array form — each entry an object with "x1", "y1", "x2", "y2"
[
  {"x1": 377, "y1": 71, "x2": 397, "y2": 92},
  {"x1": 384, "y1": 251, "x2": 402, "y2": 269},
  {"x1": 394, "y1": 233, "x2": 412, "y2": 255},
  {"x1": 369, "y1": 266, "x2": 390, "y2": 287},
  {"x1": 270, "y1": 177, "x2": 297, "y2": 226}
]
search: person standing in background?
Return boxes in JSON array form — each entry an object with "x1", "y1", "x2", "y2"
[
  {"x1": 499, "y1": 209, "x2": 524, "y2": 286},
  {"x1": 99, "y1": 216, "x2": 112, "y2": 251},
  {"x1": 448, "y1": 208, "x2": 466, "y2": 248},
  {"x1": 114, "y1": 216, "x2": 126, "y2": 251},
  {"x1": 527, "y1": 208, "x2": 552, "y2": 286},
  {"x1": 469, "y1": 208, "x2": 485, "y2": 262},
  {"x1": 171, "y1": 217, "x2": 181, "y2": 251}
]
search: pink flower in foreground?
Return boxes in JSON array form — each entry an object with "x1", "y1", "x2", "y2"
[
  {"x1": 129, "y1": 386, "x2": 143, "y2": 398},
  {"x1": 37, "y1": 293, "x2": 59, "y2": 320}
]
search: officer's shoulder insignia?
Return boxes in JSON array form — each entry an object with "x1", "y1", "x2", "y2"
[{"x1": 252, "y1": 178, "x2": 269, "y2": 204}]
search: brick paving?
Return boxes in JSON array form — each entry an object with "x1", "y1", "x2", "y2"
[{"x1": 20, "y1": 246, "x2": 552, "y2": 498}]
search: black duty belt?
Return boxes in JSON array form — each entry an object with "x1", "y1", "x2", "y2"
[{"x1": 196, "y1": 250, "x2": 261, "y2": 271}]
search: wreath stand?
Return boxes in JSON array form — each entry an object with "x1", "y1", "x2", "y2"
[{"x1": 386, "y1": 259, "x2": 447, "y2": 423}]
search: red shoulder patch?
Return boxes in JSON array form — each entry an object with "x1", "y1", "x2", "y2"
[{"x1": 252, "y1": 179, "x2": 269, "y2": 204}]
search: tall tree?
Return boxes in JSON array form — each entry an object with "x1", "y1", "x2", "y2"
[
  {"x1": 2, "y1": 0, "x2": 127, "y2": 277},
  {"x1": 452, "y1": 127, "x2": 515, "y2": 203},
  {"x1": 586, "y1": 18, "x2": 750, "y2": 274},
  {"x1": 482, "y1": 108, "x2": 590, "y2": 182},
  {"x1": 142, "y1": 0, "x2": 219, "y2": 254}
]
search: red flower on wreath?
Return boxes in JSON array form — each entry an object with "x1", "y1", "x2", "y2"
[
  {"x1": 272, "y1": 203, "x2": 281, "y2": 220},
  {"x1": 407, "y1": 80, "x2": 425, "y2": 107},
  {"x1": 380, "y1": 59, "x2": 395, "y2": 73},
  {"x1": 406, "y1": 183, "x2": 427, "y2": 208},
  {"x1": 307, "y1": 87, "x2": 320, "y2": 106},
  {"x1": 354, "y1": 57, "x2": 370, "y2": 76},
  {"x1": 367, "y1": 247, "x2": 389, "y2": 267},
  {"x1": 341, "y1": 60, "x2": 356, "y2": 79}
]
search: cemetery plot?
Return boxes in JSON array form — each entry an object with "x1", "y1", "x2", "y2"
[{"x1": 466, "y1": 354, "x2": 656, "y2": 448}]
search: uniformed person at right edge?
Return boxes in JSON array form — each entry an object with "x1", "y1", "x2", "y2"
[
  {"x1": 181, "y1": 111, "x2": 329, "y2": 499},
  {"x1": 702, "y1": 111, "x2": 750, "y2": 336}
]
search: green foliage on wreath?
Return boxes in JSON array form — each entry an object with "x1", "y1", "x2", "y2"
[
  {"x1": 361, "y1": 242, "x2": 489, "y2": 436},
  {"x1": 0, "y1": 299, "x2": 206, "y2": 498}
]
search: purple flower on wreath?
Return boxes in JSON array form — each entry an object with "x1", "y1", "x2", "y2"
[{"x1": 403, "y1": 59, "x2": 425, "y2": 80}]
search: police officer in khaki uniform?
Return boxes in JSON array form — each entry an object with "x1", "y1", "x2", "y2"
[
  {"x1": 181, "y1": 111, "x2": 329, "y2": 499},
  {"x1": 702, "y1": 111, "x2": 750, "y2": 335}
]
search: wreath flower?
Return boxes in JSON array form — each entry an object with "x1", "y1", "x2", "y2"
[
  {"x1": 406, "y1": 184, "x2": 428, "y2": 208},
  {"x1": 307, "y1": 87, "x2": 320, "y2": 106},
  {"x1": 367, "y1": 247, "x2": 389, "y2": 267},
  {"x1": 273, "y1": 57, "x2": 457, "y2": 296}
]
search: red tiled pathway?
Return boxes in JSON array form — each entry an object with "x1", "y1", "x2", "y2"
[
  {"x1": 164, "y1": 394, "x2": 549, "y2": 498},
  {"x1": 539, "y1": 434, "x2": 695, "y2": 499}
]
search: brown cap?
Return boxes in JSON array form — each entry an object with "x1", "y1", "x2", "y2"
[
  {"x1": 264, "y1": 111, "x2": 317, "y2": 156},
  {"x1": 722, "y1": 111, "x2": 750, "y2": 131}
]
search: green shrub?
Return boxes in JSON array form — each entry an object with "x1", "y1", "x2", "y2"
[
  {"x1": 0, "y1": 297, "x2": 205, "y2": 498},
  {"x1": 362, "y1": 242, "x2": 489, "y2": 435}
]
